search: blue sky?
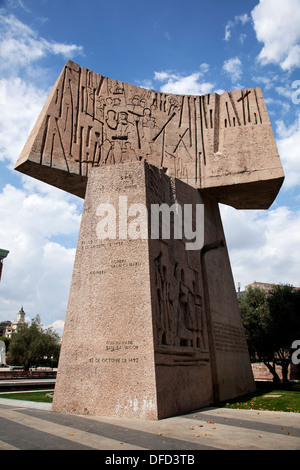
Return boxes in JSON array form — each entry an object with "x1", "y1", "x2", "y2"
[{"x1": 0, "y1": 0, "x2": 300, "y2": 334}]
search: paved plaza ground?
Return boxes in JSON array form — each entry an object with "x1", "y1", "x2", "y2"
[{"x1": 0, "y1": 397, "x2": 299, "y2": 451}]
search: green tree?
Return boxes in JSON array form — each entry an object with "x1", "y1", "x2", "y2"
[
  {"x1": 7, "y1": 315, "x2": 60, "y2": 370},
  {"x1": 239, "y1": 285, "x2": 300, "y2": 383},
  {"x1": 267, "y1": 285, "x2": 300, "y2": 383},
  {"x1": 239, "y1": 286, "x2": 280, "y2": 382}
]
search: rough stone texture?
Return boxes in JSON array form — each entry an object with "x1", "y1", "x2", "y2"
[
  {"x1": 52, "y1": 162, "x2": 158, "y2": 419},
  {"x1": 15, "y1": 62, "x2": 284, "y2": 419},
  {"x1": 15, "y1": 61, "x2": 284, "y2": 209},
  {"x1": 52, "y1": 162, "x2": 255, "y2": 419}
]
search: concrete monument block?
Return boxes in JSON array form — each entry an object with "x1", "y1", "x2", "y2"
[
  {"x1": 15, "y1": 61, "x2": 284, "y2": 209},
  {"x1": 51, "y1": 161, "x2": 254, "y2": 419},
  {"x1": 14, "y1": 61, "x2": 284, "y2": 419}
]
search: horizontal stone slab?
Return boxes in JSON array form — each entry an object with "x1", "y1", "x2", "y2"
[{"x1": 15, "y1": 61, "x2": 284, "y2": 209}]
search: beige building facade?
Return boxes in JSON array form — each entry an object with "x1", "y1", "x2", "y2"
[{"x1": 0, "y1": 307, "x2": 28, "y2": 338}]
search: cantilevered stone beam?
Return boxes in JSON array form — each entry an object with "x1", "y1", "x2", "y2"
[{"x1": 15, "y1": 61, "x2": 284, "y2": 209}]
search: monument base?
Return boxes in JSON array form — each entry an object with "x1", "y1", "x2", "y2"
[{"x1": 52, "y1": 161, "x2": 255, "y2": 420}]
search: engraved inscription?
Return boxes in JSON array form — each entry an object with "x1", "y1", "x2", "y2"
[
  {"x1": 80, "y1": 239, "x2": 125, "y2": 250},
  {"x1": 213, "y1": 321, "x2": 249, "y2": 354},
  {"x1": 89, "y1": 339, "x2": 139, "y2": 365},
  {"x1": 105, "y1": 340, "x2": 139, "y2": 352}
]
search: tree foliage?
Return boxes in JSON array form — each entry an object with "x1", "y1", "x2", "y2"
[
  {"x1": 6, "y1": 315, "x2": 60, "y2": 370},
  {"x1": 238, "y1": 287, "x2": 271, "y2": 360},
  {"x1": 239, "y1": 285, "x2": 300, "y2": 383}
]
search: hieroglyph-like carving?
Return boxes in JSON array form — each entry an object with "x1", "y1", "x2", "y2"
[
  {"x1": 154, "y1": 251, "x2": 205, "y2": 351},
  {"x1": 38, "y1": 69, "x2": 264, "y2": 179},
  {"x1": 15, "y1": 61, "x2": 284, "y2": 209}
]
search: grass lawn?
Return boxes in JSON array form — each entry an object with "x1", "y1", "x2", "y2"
[
  {"x1": 0, "y1": 391, "x2": 53, "y2": 403},
  {"x1": 222, "y1": 382, "x2": 300, "y2": 413},
  {"x1": 0, "y1": 382, "x2": 299, "y2": 413}
]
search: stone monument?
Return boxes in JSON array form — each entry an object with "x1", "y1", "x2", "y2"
[
  {"x1": 0, "y1": 340, "x2": 5, "y2": 365},
  {"x1": 0, "y1": 249, "x2": 9, "y2": 283},
  {"x1": 15, "y1": 61, "x2": 284, "y2": 419}
]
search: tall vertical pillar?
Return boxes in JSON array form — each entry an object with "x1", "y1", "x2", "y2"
[{"x1": 52, "y1": 161, "x2": 255, "y2": 419}]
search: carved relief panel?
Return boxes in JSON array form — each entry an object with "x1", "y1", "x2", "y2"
[
  {"x1": 16, "y1": 60, "x2": 283, "y2": 211},
  {"x1": 146, "y1": 165, "x2": 209, "y2": 367}
]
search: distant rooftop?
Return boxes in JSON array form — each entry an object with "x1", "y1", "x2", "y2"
[{"x1": 245, "y1": 281, "x2": 300, "y2": 292}]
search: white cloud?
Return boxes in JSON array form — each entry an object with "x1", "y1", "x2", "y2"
[
  {"x1": 199, "y1": 63, "x2": 210, "y2": 73},
  {"x1": 224, "y1": 13, "x2": 251, "y2": 41},
  {"x1": 239, "y1": 33, "x2": 247, "y2": 44},
  {"x1": 154, "y1": 71, "x2": 214, "y2": 95},
  {"x1": 222, "y1": 57, "x2": 243, "y2": 82},
  {"x1": 0, "y1": 183, "x2": 82, "y2": 331},
  {"x1": 276, "y1": 115, "x2": 300, "y2": 188},
  {"x1": 0, "y1": 77, "x2": 47, "y2": 166},
  {"x1": 252, "y1": 73, "x2": 280, "y2": 90},
  {"x1": 47, "y1": 319, "x2": 65, "y2": 336},
  {"x1": 0, "y1": 12, "x2": 83, "y2": 73},
  {"x1": 275, "y1": 86, "x2": 293, "y2": 100},
  {"x1": 48, "y1": 42, "x2": 83, "y2": 57},
  {"x1": 154, "y1": 71, "x2": 177, "y2": 82},
  {"x1": 5, "y1": 0, "x2": 30, "y2": 12},
  {"x1": 251, "y1": 0, "x2": 300, "y2": 70},
  {"x1": 238, "y1": 14, "x2": 250, "y2": 25},
  {"x1": 0, "y1": 12, "x2": 84, "y2": 169},
  {"x1": 221, "y1": 204, "x2": 300, "y2": 290},
  {"x1": 135, "y1": 78, "x2": 153, "y2": 89},
  {"x1": 0, "y1": 11, "x2": 84, "y2": 334},
  {"x1": 281, "y1": 45, "x2": 300, "y2": 71},
  {"x1": 224, "y1": 24, "x2": 231, "y2": 42}
]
